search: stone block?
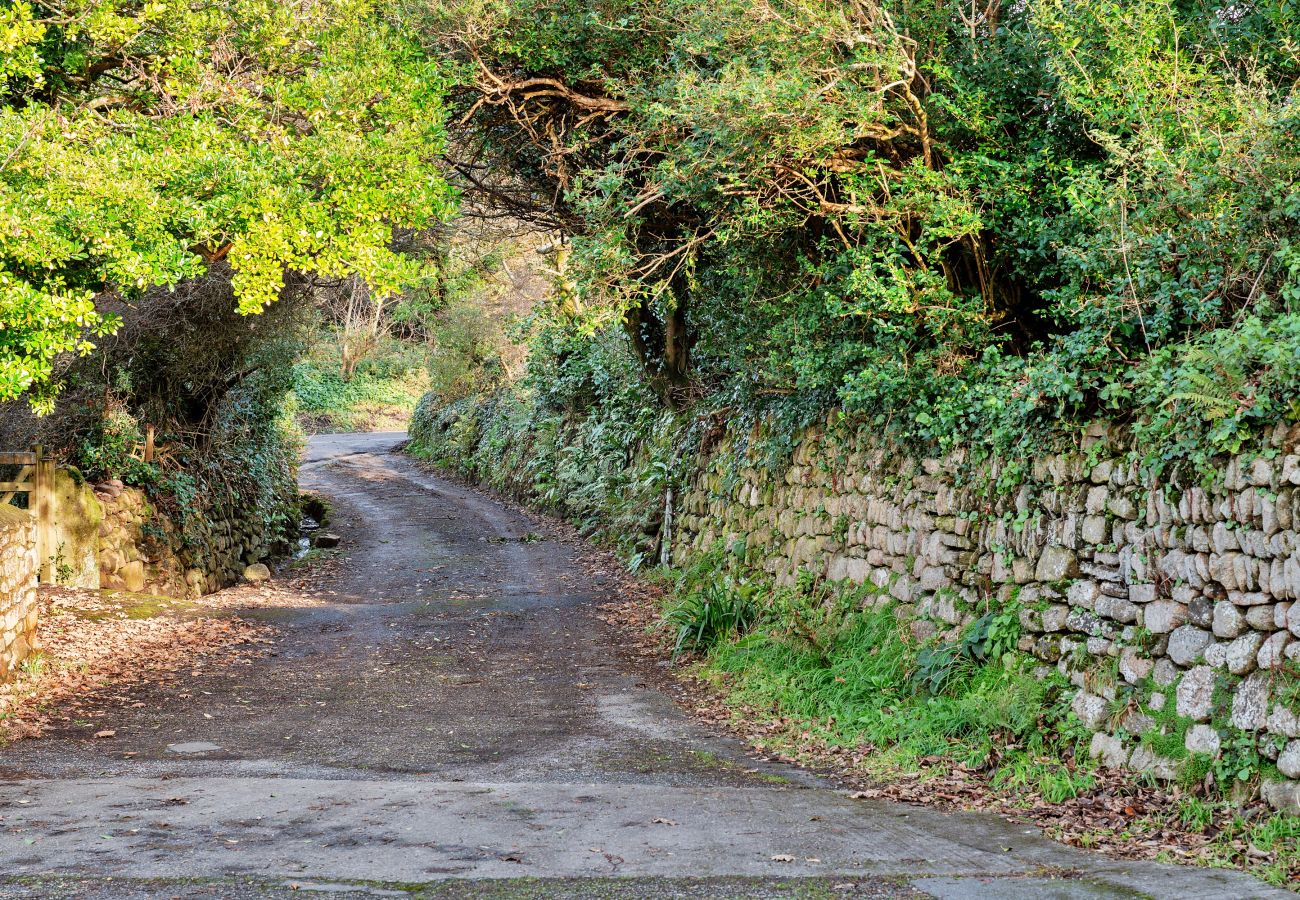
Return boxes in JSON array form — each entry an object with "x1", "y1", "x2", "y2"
[
  {"x1": 1067, "y1": 579, "x2": 1100, "y2": 609},
  {"x1": 1089, "y1": 731, "x2": 1128, "y2": 769},
  {"x1": 1231, "y1": 671, "x2": 1271, "y2": 731},
  {"x1": 1258, "y1": 631, "x2": 1291, "y2": 671},
  {"x1": 1041, "y1": 604, "x2": 1070, "y2": 633},
  {"x1": 1128, "y1": 745, "x2": 1178, "y2": 780},
  {"x1": 1153, "y1": 658, "x2": 1179, "y2": 686},
  {"x1": 1072, "y1": 691, "x2": 1109, "y2": 730},
  {"x1": 119, "y1": 559, "x2": 146, "y2": 593},
  {"x1": 1119, "y1": 647, "x2": 1153, "y2": 684},
  {"x1": 1245, "y1": 604, "x2": 1277, "y2": 630},
  {"x1": 1081, "y1": 516, "x2": 1108, "y2": 544},
  {"x1": 1143, "y1": 600, "x2": 1186, "y2": 634},
  {"x1": 1279, "y1": 741, "x2": 1300, "y2": 780},
  {"x1": 1128, "y1": 583, "x2": 1157, "y2": 604},
  {"x1": 1036, "y1": 545, "x2": 1080, "y2": 582},
  {"x1": 243, "y1": 563, "x2": 271, "y2": 583},
  {"x1": 1269, "y1": 705, "x2": 1300, "y2": 739},
  {"x1": 1212, "y1": 601, "x2": 1246, "y2": 638},
  {"x1": 1096, "y1": 595, "x2": 1139, "y2": 624},
  {"x1": 1176, "y1": 666, "x2": 1216, "y2": 721},
  {"x1": 1182, "y1": 724, "x2": 1220, "y2": 757},
  {"x1": 1188, "y1": 595, "x2": 1213, "y2": 627},
  {"x1": 1066, "y1": 608, "x2": 1113, "y2": 639},
  {"x1": 1167, "y1": 625, "x2": 1214, "y2": 666},
  {"x1": 1262, "y1": 779, "x2": 1300, "y2": 815},
  {"x1": 1107, "y1": 495, "x2": 1137, "y2": 520},
  {"x1": 918, "y1": 566, "x2": 948, "y2": 591},
  {"x1": 1225, "y1": 632, "x2": 1264, "y2": 675}
]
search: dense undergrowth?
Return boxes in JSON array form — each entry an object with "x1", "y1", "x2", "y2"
[
  {"x1": 668, "y1": 553, "x2": 1088, "y2": 784},
  {"x1": 419, "y1": 0, "x2": 1300, "y2": 481},
  {"x1": 0, "y1": 270, "x2": 306, "y2": 575}
]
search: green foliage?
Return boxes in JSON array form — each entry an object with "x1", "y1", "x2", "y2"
[
  {"x1": 426, "y1": 0, "x2": 1300, "y2": 473},
  {"x1": 75, "y1": 396, "x2": 155, "y2": 486},
  {"x1": 911, "y1": 605, "x2": 1022, "y2": 696},
  {"x1": 663, "y1": 576, "x2": 758, "y2": 659},
  {"x1": 292, "y1": 334, "x2": 431, "y2": 433},
  {"x1": 423, "y1": 299, "x2": 509, "y2": 404},
  {"x1": 1, "y1": 0, "x2": 453, "y2": 411},
  {"x1": 694, "y1": 577, "x2": 1070, "y2": 776},
  {"x1": 991, "y1": 752, "x2": 1097, "y2": 804},
  {"x1": 409, "y1": 333, "x2": 682, "y2": 557}
]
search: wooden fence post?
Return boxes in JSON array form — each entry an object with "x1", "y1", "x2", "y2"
[{"x1": 32, "y1": 444, "x2": 54, "y2": 583}]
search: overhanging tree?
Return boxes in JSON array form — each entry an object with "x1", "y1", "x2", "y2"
[{"x1": 0, "y1": 0, "x2": 455, "y2": 412}]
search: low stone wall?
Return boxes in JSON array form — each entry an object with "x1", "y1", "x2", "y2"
[
  {"x1": 0, "y1": 505, "x2": 39, "y2": 680},
  {"x1": 411, "y1": 390, "x2": 1300, "y2": 814},
  {"x1": 674, "y1": 422, "x2": 1300, "y2": 813},
  {"x1": 93, "y1": 479, "x2": 279, "y2": 597},
  {"x1": 23, "y1": 469, "x2": 284, "y2": 600}
]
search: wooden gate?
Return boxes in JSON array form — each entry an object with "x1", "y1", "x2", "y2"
[{"x1": 1, "y1": 446, "x2": 54, "y2": 581}]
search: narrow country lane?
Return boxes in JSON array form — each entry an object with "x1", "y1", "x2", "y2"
[{"x1": 0, "y1": 433, "x2": 1289, "y2": 899}]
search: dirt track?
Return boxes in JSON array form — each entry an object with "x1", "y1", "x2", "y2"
[{"x1": 0, "y1": 433, "x2": 1288, "y2": 898}]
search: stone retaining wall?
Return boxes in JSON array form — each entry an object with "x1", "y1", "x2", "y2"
[
  {"x1": 92, "y1": 479, "x2": 278, "y2": 597},
  {"x1": 0, "y1": 505, "x2": 38, "y2": 680},
  {"x1": 30, "y1": 470, "x2": 282, "y2": 599},
  {"x1": 674, "y1": 421, "x2": 1300, "y2": 813}
]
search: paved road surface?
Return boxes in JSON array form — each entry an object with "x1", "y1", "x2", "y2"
[{"x1": 0, "y1": 433, "x2": 1290, "y2": 898}]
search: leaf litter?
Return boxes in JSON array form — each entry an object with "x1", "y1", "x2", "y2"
[{"x1": 0, "y1": 579, "x2": 323, "y2": 744}]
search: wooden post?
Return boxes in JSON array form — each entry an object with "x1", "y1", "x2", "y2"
[
  {"x1": 32, "y1": 444, "x2": 54, "y2": 583},
  {"x1": 144, "y1": 424, "x2": 156, "y2": 464}
]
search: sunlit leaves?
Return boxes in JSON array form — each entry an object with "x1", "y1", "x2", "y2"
[{"x1": 0, "y1": 0, "x2": 454, "y2": 409}]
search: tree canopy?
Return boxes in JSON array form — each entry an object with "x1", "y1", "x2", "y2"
[
  {"x1": 0, "y1": 0, "x2": 453, "y2": 412},
  {"x1": 424, "y1": 0, "x2": 1300, "y2": 468},
  {"x1": 4, "y1": 0, "x2": 1299, "y2": 472}
]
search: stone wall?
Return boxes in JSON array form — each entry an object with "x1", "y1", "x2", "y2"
[
  {"x1": 46, "y1": 468, "x2": 104, "y2": 588},
  {"x1": 29, "y1": 470, "x2": 283, "y2": 599},
  {"x1": 0, "y1": 505, "x2": 39, "y2": 680},
  {"x1": 92, "y1": 479, "x2": 279, "y2": 597},
  {"x1": 673, "y1": 421, "x2": 1300, "y2": 814}
]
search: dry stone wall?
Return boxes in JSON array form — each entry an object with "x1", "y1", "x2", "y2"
[
  {"x1": 674, "y1": 422, "x2": 1300, "y2": 814},
  {"x1": 92, "y1": 479, "x2": 278, "y2": 597},
  {"x1": 0, "y1": 467, "x2": 285, "y2": 680},
  {"x1": 0, "y1": 505, "x2": 38, "y2": 680},
  {"x1": 23, "y1": 470, "x2": 283, "y2": 599}
]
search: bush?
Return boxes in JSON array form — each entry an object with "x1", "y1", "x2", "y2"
[
  {"x1": 291, "y1": 333, "x2": 431, "y2": 433},
  {"x1": 700, "y1": 579, "x2": 1064, "y2": 772}
]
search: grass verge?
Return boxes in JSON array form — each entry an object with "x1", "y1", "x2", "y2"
[{"x1": 646, "y1": 553, "x2": 1300, "y2": 888}]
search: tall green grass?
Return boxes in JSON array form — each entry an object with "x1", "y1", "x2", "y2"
[{"x1": 664, "y1": 562, "x2": 1090, "y2": 790}]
